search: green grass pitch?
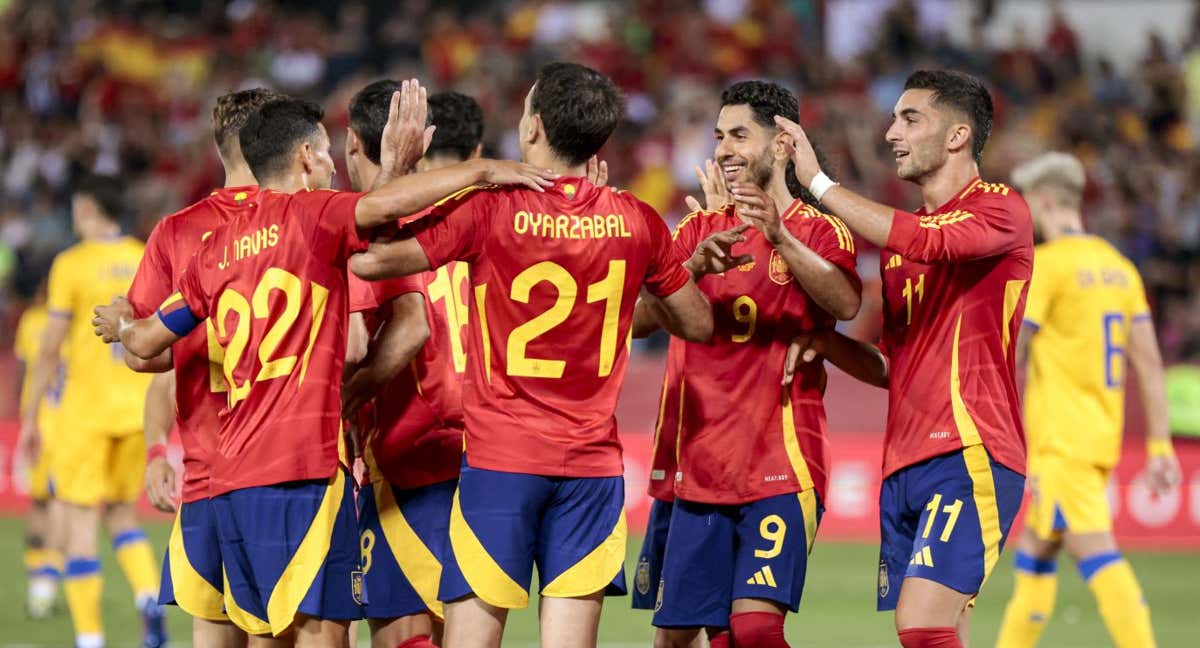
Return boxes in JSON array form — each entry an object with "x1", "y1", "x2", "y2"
[{"x1": 0, "y1": 517, "x2": 1195, "y2": 646}]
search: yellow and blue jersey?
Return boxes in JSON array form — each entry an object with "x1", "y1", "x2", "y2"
[
  {"x1": 45, "y1": 237, "x2": 152, "y2": 436},
  {"x1": 1022, "y1": 235, "x2": 1151, "y2": 469}
]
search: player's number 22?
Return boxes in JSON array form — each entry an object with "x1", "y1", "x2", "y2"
[{"x1": 506, "y1": 260, "x2": 626, "y2": 379}]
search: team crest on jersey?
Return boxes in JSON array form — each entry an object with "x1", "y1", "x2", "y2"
[
  {"x1": 563, "y1": 183, "x2": 577, "y2": 199},
  {"x1": 351, "y1": 570, "x2": 365, "y2": 605},
  {"x1": 768, "y1": 250, "x2": 791, "y2": 285},
  {"x1": 877, "y1": 561, "x2": 889, "y2": 598},
  {"x1": 635, "y1": 557, "x2": 652, "y2": 595}
]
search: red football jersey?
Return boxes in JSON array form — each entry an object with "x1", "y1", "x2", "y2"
[
  {"x1": 410, "y1": 177, "x2": 691, "y2": 477},
  {"x1": 173, "y1": 188, "x2": 365, "y2": 495},
  {"x1": 653, "y1": 201, "x2": 859, "y2": 505},
  {"x1": 126, "y1": 186, "x2": 258, "y2": 502},
  {"x1": 880, "y1": 177, "x2": 1033, "y2": 477},
  {"x1": 351, "y1": 264, "x2": 467, "y2": 490},
  {"x1": 646, "y1": 347, "x2": 683, "y2": 502}
]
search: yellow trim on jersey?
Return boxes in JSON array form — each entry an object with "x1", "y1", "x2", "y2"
[
  {"x1": 918, "y1": 210, "x2": 974, "y2": 229},
  {"x1": 780, "y1": 391, "x2": 819, "y2": 552},
  {"x1": 650, "y1": 372, "x2": 671, "y2": 473},
  {"x1": 474, "y1": 284, "x2": 492, "y2": 383},
  {"x1": 1001, "y1": 280, "x2": 1027, "y2": 354},
  {"x1": 674, "y1": 378, "x2": 686, "y2": 465},
  {"x1": 374, "y1": 482, "x2": 444, "y2": 619},
  {"x1": 158, "y1": 292, "x2": 185, "y2": 311},
  {"x1": 434, "y1": 184, "x2": 491, "y2": 208},
  {"x1": 957, "y1": 179, "x2": 983, "y2": 200},
  {"x1": 448, "y1": 488, "x2": 529, "y2": 609},
  {"x1": 266, "y1": 470, "x2": 344, "y2": 636},
  {"x1": 949, "y1": 315, "x2": 983, "y2": 447},
  {"x1": 168, "y1": 511, "x2": 227, "y2": 621},
  {"x1": 223, "y1": 569, "x2": 271, "y2": 635},
  {"x1": 541, "y1": 509, "x2": 628, "y2": 598},
  {"x1": 298, "y1": 283, "x2": 329, "y2": 387}
]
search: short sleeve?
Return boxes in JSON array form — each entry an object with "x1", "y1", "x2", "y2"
[
  {"x1": 347, "y1": 274, "x2": 380, "y2": 314},
  {"x1": 1128, "y1": 264, "x2": 1152, "y2": 321},
  {"x1": 790, "y1": 203, "x2": 862, "y2": 293},
  {"x1": 173, "y1": 243, "x2": 214, "y2": 323},
  {"x1": 410, "y1": 187, "x2": 493, "y2": 267},
  {"x1": 45, "y1": 253, "x2": 74, "y2": 319},
  {"x1": 372, "y1": 275, "x2": 425, "y2": 304},
  {"x1": 641, "y1": 202, "x2": 691, "y2": 297},
  {"x1": 296, "y1": 190, "x2": 367, "y2": 266},
  {"x1": 671, "y1": 210, "x2": 708, "y2": 262},
  {"x1": 127, "y1": 219, "x2": 176, "y2": 318},
  {"x1": 1022, "y1": 247, "x2": 1057, "y2": 330}
]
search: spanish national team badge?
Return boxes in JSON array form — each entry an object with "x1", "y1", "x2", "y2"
[
  {"x1": 654, "y1": 579, "x2": 665, "y2": 612},
  {"x1": 635, "y1": 556, "x2": 651, "y2": 596},
  {"x1": 351, "y1": 570, "x2": 366, "y2": 605},
  {"x1": 877, "y1": 561, "x2": 889, "y2": 598},
  {"x1": 768, "y1": 250, "x2": 792, "y2": 285},
  {"x1": 563, "y1": 183, "x2": 577, "y2": 200}
]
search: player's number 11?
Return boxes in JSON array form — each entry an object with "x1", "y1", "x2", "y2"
[
  {"x1": 921, "y1": 492, "x2": 963, "y2": 542},
  {"x1": 902, "y1": 273, "x2": 926, "y2": 325}
]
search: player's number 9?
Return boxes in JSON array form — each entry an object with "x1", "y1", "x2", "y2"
[
  {"x1": 731, "y1": 295, "x2": 757, "y2": 343},
  {"x1": 427, "y1": 262, "x2": 471, "y2": 373},
  {"x1": 753, "y1": 514, "x2": 787, "y2": 559},
  {"x1": 506, "y1": 260, "x2": 627, "y2": 379},
  {"x1": 206, "y1": 267, "x2": 331, "y2": 407}
]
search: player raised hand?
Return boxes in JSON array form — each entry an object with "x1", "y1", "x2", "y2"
[
  {"x1": 378, "y1": 79, "x2": 436, "y2": 183},
  {"x1": 684, "y1": 159, "x2": 731, "y2": 213},
  {"x1": 683, "y1": 223, "x2": 753, "y2": 278},
  {"x1": 730, "y1": 182, "x2": 784, "y2": 244},
  {"x1": 473, "y1": 159, "x2": 559, "y2": 192},
  {"x1": 587, "y1": 156, "x2": 609, "y2": 187},
  {"x1": 774, "y1": 115, "x2": 822, "y2": 187},
  {"x1": 144, "y1": 453, "x2": 178, "y2": 513},
  {"x1": 93, "y1": 296, "x2": 135, "y2": 344}
]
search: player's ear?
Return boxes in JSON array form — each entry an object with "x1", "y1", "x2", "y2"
[
  {"x1": 946, "y1": 122, "x2": 971, "y2": 156},
  {"x1": 299, "y1": 141, "x2": 316, "y2": 174},
  {"x1": 345, "y1": 129, "x2": 361, "y2": 157},
  {"x1": 525, "y1": 114, "x2": 542, "y2": 146},
  {"x1": 772, "y1": 130, "x2": 793, "y2": 163}
]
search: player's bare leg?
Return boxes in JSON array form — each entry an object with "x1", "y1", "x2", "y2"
[
  {"x1": 293, "y1": 618, "x2": 351, "y2": 648},
  {"x1": 368, "y1": 612, "x2": 435, "y2": 648},
  {"x1": 653, "y1": 628, "x2": 705, "y2": 648},
  {"x1": 248, "y1": 632, "x2": 293, "y2": 647},
  {"x1": 538, "y1": 591, "x2": 604, "y2": 648},
  {"x1": 443, "y1": 595, "x2": 507, "y2": 648},
  {"x1": 996, "y1": 529, "x2": 1061, "y2": 648},
  {"x1": 194, "y1": 618, "x2": 248, "y2": 647},
  {"x1": 894, "y1": 577, "x2": 972, "y2": 645},
  {"x1": 104, "y1": 501, "x2": 167, "y2": 645},
  {"x1": 957, "y1": 607, "x2": 971, "y2": 647}
]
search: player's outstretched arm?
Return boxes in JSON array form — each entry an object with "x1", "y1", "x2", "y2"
[
  {"x1": 1128, "y1": 316, "x2": 1181, "y2": 496},
  {"x1": 653, "y1": 281, "x2": 713, "y2": 343},
  {"x1": 784, "y1": 330, "x2": 888, "y2": 388},
  {"x1": 143, "y1": 371, "x2": 177, "y2": 513},
  {"x1": 349, "y1": 237, "x2": 430, "y2": 280},
  {"x1": 18, "y1": 314, "x2": 70, "y2": 465},
  {"x1": 93, "y1": 297, "x2": 183, "y2": 360}
]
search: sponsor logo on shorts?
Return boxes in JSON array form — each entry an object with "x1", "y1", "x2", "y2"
[
  {"x1": 635, "y1": 557, "x2": 652, "y2": 596},
  {"x1": 878, "y1": 561, "x2": 889, "y2": 599},
  {"x1": 351, "y1": 570, "x2": 365, "y2": 605}
]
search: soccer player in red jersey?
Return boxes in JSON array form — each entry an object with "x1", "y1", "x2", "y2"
[
  {"x1": 634, "y1": 81, "x2": 861, "y2": 648},
  {"x1": 125, "y1": 87, "x2": 283, "y2": 648},
  {"x1": 341, "y1": 83, "x2": 483, "y2": 648},
  {"x1": 776, "y1": 70, "x2": 1033, "y2": 648},
  {"x1": 93, "y1": 86, "x2": 557, "y2": 646},
  {"x1": 348, "y1": 62, "x2": 714, "y2": 648}
]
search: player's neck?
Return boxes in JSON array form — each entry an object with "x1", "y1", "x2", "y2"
[
  {"x1": 222, "y1": 165, "x2": 257, "y2": 188},
  {"x1": 766, "y1": 172, "x2": 793, "y2": 212},
  {"x1": 919, "y1": 159, "x2": 980, "y2": 212},
  {"x1": 260, "y1": 174, "x2": 309, "y2": 194},
  {"x1": 524, "y1": 149, "x2": 585, "y2": 178}
]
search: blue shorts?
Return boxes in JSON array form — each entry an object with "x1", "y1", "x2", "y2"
[
  {"x1": 213, "y1": 469, "x2": 363, "y2": 635},
  {"x1": 876, "y1": 446, "x2": 1024, "y2": 611},
  {"x1": 653, "y1": 490, "x2": 822, "y2": 629},
  {"x1": 357, "y1": 479, "x2": 455, "y2": 620},
  {"x1": 439, "y1": 464, "x2": 627, "y2": 609},
  {"x1": 159, "y1": 499, "x2": 226, "y2": 621},
  {"x1": 632, "y1": 498, "x2": 673, "y2": 610}
]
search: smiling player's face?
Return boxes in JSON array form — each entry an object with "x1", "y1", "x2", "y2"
[
  {"x1": 714, "y1": 104, "x2": 774, "y2": 189},
  {"x1": 886, "y1": 89, "x2": 950, "y2": 182}
]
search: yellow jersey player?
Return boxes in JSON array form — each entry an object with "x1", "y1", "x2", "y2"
[
  {"x1": 19, "y1": 176, "x2": 164, "y2": 648},
  {"x1": 996, "y1": 152, "x2": 1181, "y2": 648},
  {"x1": 15, "y1": 286, "x2": 65, "y2": 619}
]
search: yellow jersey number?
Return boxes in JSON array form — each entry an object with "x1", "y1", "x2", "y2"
[
  {"x1": 205, "y1": 267, "x2": 330, "y2": 406},
  {"x1": 502, "y1": 260, "x2": 626, "y2": 379},
  {"x1": 426, "y1": 263, "x2": 470, "y2": 373},
  {"x1": 902, "y1": 273, "x2": 926, "y2": 326}
]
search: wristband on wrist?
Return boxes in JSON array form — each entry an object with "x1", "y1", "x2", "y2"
[
  {"x1": 808, "y1": 171, "x2": 839, "y2": 202},
  {"x1": 1147, "y1": 438, "x2": 1175, "y2": 458},
  {"x1": 147, "y1": 443, "x2": 168, "y2": 462}
]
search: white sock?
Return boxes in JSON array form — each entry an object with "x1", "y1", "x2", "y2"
[{"x1": 75, "y1": 633, "x2": 104, "y2": 648}]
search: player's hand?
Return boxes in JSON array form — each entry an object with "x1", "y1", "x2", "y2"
[
  {"x1": 341, "y1": 366, "x2": 378, "y2": 421},
  {"x1": 17, "y1": 417, "x2": 40, "y2": 467},
  {"x1": 683, "y1": 224, "x2": 754, "y2": 277},
  {"x1": 474, "y1": 159, "x2": 558, "y2": 192},
  {"x1": 783, "y1": 331, "x2": 827, "y2": 386},
  {"x1": 730, "y1": 182, "x2": 785, "y2": 245},
  {"x1": 587, "y1": 156, "x2": 608, "y2": 187},
  {"x1": 1143, "y1": 453, "x2": 1182, "y2": 497},
  {"x1": 684, "y1": 159, "x2": 731, "y2": 213},
  {"x1": 92, "y1": 296, "x2": 134, "y2": 343},
  {"x1": 379, "y1": 79, "x2": 435, "y2": 180},
  {"x1": 774, "y1": 115, "x2": 821, "y2": 187},
  {"x1": 144, "y1": 456, "x2": 178, "y2": 514}
]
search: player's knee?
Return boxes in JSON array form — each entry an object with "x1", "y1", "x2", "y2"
[
  {"x1": 653, "y1": 628, "x2": 700, "y2": 648},
  {"x1": 730, "y1": 611, "x2": 789, "y2": 648},
  {"x1": 897, "y1": 626, "x2": 962, "y2": 648}
]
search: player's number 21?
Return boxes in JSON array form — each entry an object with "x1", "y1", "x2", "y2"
[
  {"x1": 206, "y1": 267, "x2": 330, "y2": 406},
  {"x1": 505, "y1": 260, "x2": 626, "y2": 379}
]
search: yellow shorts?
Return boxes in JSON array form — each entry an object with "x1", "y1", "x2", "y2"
[
  {"x1": 29, "y1": 442, "x2": 55, "y2": 502},
  {"x1": 53, "y1": 430, "x2": 145, "y2": 506},
  {"x1": 1026, "y1": 453, "x2": 1113, "y2": 539}
]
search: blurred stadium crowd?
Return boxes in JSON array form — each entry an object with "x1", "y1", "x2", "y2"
[{"x1": 2, "y1": 0, "x2": 1200, "y2": 361}]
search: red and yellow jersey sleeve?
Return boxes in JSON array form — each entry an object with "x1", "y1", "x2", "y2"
[{"x1": 886, "y1": 180, "x2": 1030, "y2": 263}]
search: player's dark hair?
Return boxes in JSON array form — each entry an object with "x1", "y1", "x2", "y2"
[
  {"x1": 349, "y1": 79, "x2": 400, "y2": 166},
  {"x1": 72, "y1": 174, "x2": 125, "y2": 223},
  {"x1": 720, "y1": 80, "x2": 830, "y2": 204},
  {"x1": 212, "y1": 88, "x2": 287, "y2": 160},
  {"x1": 904, "y1": 69, "x2": 993, "y2": 164},
  {"x1": 531, "y1": 62, "x2": 624, "y2": 166},
  {"x1": 427, "y1": 91, "x2": 484, "y2": 161},
  {"x1": 240, "y1": 98, "x2": 325, "y2": 182}
]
